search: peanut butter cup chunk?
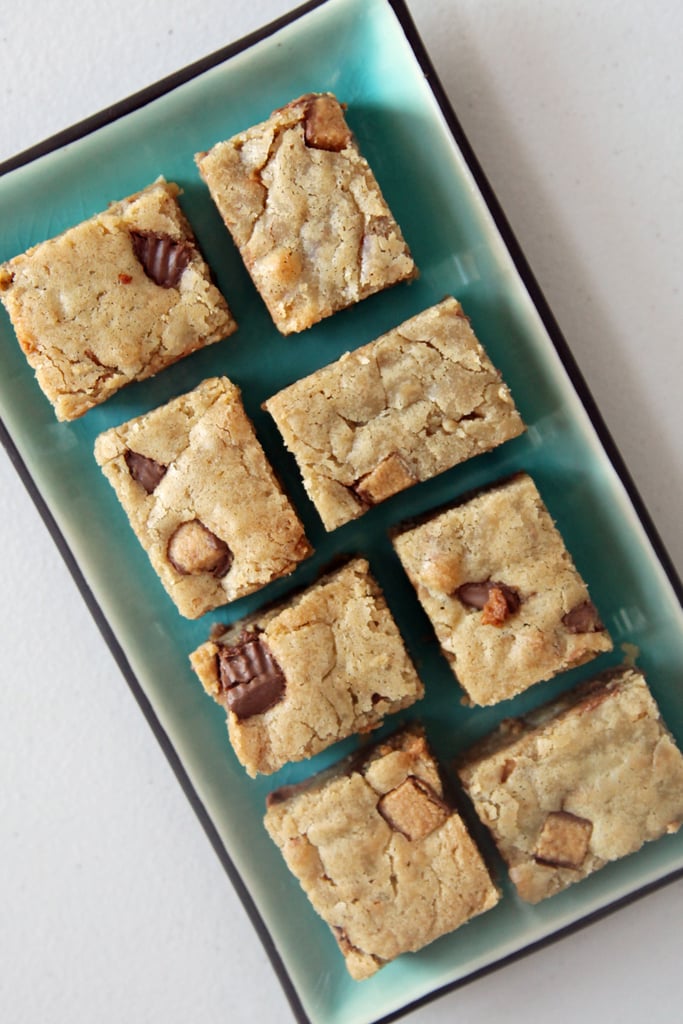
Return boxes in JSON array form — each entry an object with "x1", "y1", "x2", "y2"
[
  {"x1": 378, "y1": 776, "x2": 449, "y2": 841},
  {"x1": 534, "y1": 811, "x2": 593, "y2": 869},
  {"x1": 456, "y1": 580, "x2": 521, "y2": 626},
  {"x1": 355, "y1": 453, "x2": 418, "y2": 507},
  {"x1": 167, "y1": 520, "x2": 233, "y2": 578},
  {"x1": 129, "y1": 229, "x2": 194, "y2": 287},
  {"x1": 124, "y1": 450, "x2": 167, "y2": 494},
  {"x1": 562, "y1": 600, "x2": 605, "y2": 633},
  {"x1": 217, "y1": 631, "x2": 286, "y2": 720},
  {"x1": 303, "y1": 93, "x2": 352, "y2": 151}
]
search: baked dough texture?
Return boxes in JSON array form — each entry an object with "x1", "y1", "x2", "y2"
[
  {"x1": 195, "y1": 92, "x2": 416, "y2": 334},
  {"x1": 265, "y1": 724, "x2": 499, "y2": 979},
  {"x1": 393, "y1": 473, "x2": 612, "y2": 705},
  {"x1": 191, "y1": 558, "x2": 424, "y2": 776},
  {"x1": 264, "y1": 297, "x2": 525, "y2": 530},
  {"x1": 458, "y1": 667, "x2": 683, "y2": 903},
  {"x1": 0, "y1": 179, "x2": 236, "y2": 420},
  {"x1": 94, "y1": 376, "x2": 311, "y2": 618}
]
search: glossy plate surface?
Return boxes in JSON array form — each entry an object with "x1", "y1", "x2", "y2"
[{"x1": 1, "y1": 1, "x2": 682, "y2": 1022}]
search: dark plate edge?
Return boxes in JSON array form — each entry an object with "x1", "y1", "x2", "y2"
[
  {"x1": 0, "y1": 3, "x2": 331, "y2": 1023},
  {"x1": 0, "y1": 412, "x2": 310, "y2": 1024},
  {"x1": 377, "y1": 0, "x2": 683, "y2": 1019},
  {"x1": 0, "y1": 2, "x2": 681, "y2": 1024},
  {"x1": 0, "y1": 0, "x2": 326, "y2": 177},
  {"x1": 387, "y1": 0, "x2": 683, "y2": 609},
  {"x1": 374, "y1": 864, "x2": 683, "y2": 1024}
]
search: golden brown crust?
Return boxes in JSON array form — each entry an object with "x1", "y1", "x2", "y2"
[
  {"x1": 264, "y1": 298, "x2": 525, "y2": 530},
  {"x1": 195, "y1": 92, "x2": 416, "y2": 334},
  {"x1": 458, "y1": 667, "x2": 683, "y2": 903},
  {"x1": 0, "y1": 179, "x2": 236, "y2": 420},
  {"x1": 94, "y1": 377, "x2": 311, "y2": 619},
  {"x1": 265, "y1": 724, "x2": 499, "y2": 978},
  {"x1": 190, "y1": 559, "x2": 423, "y2": 775},
  {"x1": 393, "y1": 473, "x2": 612, "y2": 704}
]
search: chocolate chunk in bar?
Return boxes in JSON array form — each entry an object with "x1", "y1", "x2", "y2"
[
  {"x1": 304, "y1": 94, "x2": 352, "y2": 152},
  {"x1": 124, "y1": 449, "x2": 167, "y2": 493},
  {"x1": 378, "y1": 776, "x2": 449, "y2": 841},
  {"x1": 534, "y1": 810, "x2": 593, "y2": 869},
  {"x1": 457, "y1": 580, "x2": 521, "y2": 617},
  {"x1": 167, "y1": 519, "x2": 233, "y2": 577},
  {"x1": 562, "y1": 600, "x2": 605, "y2": 634},
  {"x1": 130, "y1": 229, "x2": 194, "y2": 288},
  {"x1": 218, "y1": 631, "x2": 286, "y2": 719}
]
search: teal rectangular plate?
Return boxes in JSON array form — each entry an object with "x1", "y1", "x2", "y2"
[{"x1": 1, "y1": 1, "x2": 682, "y2": 1022}]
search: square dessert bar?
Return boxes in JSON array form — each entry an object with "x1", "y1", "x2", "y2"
[
  {"x1": 393, "y1": 473, "x2": 612, "y2": 705},
  {"x1": 94, "y1": 377, "x2": 311, "y2": 619},
  {"x1": 264, "y1": 298, "x2": 525, "y2": 531},
  {"x1": 265, "y1": 723, "x2": 499, "y2": 979},
  {"x1": 457, "y1": 667, "x2": 683, "y2": 903},
  {"x1": 191, "y1": 558, "x2": 424, "y2": 775},
  {"x1": 0, "y1": 179, "x2": 236, "y2": 421},
  {"x1": 195, "y1": 92, "x2": 416, "y2": 334}
]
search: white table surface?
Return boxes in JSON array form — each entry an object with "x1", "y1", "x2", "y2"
[{"x1": 1, "y1": 2, "x2": 682, "y2": 1022}]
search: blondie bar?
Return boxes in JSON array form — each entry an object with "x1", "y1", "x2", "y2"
[
  {"x1": 195, "y1": 92, "x2": 416, "y2": 334},
  {"x1": 0, "y1": 179, "x2": 236, "y2": 420},
  {"x1": 457, "y1": 667, "x2": 683, "y2": 903},
  {"x1": 265, "y1": 724, "x2": 499, "y2": 979},
  {"x1": 393, "y1": 473, "x2": 612, "y2": 705},
  {"x1": 190, "y1": 558, "x2": 423, "y2": 775},
  {"x1": 264, "y1": 298, "x2": 525, "y2": 530},
  {"x1": 94, "y1": 377, "x2": 311, "y2": 618}
]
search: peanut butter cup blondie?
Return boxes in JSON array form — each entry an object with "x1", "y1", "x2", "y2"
[
  {"x1": 191, "y1": 558, "x2": 423, "y2": 775},
  {"x1": 393, "y1": 473, "x2": 612, "y2": 705},
  {"x1": 0, "y1": 179, "x2": 236, "y2": 420},
  {"x1": 195, "y1": 92, "x2": 416, "y2": 334},
  {"x1": 265, "y1": 724, "x2": 499, "y2": 979},
  {"x1": 457, "y1": 667, "x2": 683, "y2": 903},
  {"x1": 264, "y1": 298, "x2": 524, "y2": 530},
  {"x1": 94, "y1": 377, "x2": 311, "y2": 618}
]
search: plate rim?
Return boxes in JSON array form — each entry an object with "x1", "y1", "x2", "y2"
[{"x1": 1, "y1": 1, "x2": 682, "y2": 1022}]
